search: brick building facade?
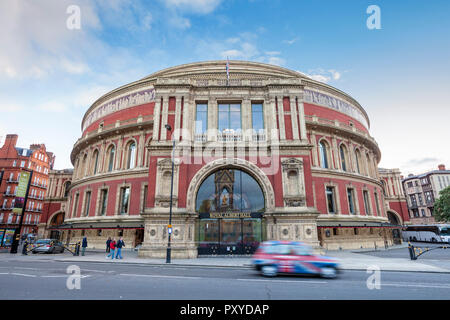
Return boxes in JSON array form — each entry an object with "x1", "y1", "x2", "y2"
[
  {"x1": 0, "y1": 134, "x2": 54, "y2": 246},
  {"x1": 50, "y1": 61, "x2": 407, "y2": 256}
]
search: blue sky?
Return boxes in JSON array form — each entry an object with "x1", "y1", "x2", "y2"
[{"x1": 0, "y1": 0, "x2": 449, "y2": 175}]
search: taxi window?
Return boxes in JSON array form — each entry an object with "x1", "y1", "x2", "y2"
[
  {"x1": 263, "y1": 244, "x2": 292, "y2": 255},
  {"x1": 293, "y1": 245, "x2": 313, "y2": 256}
]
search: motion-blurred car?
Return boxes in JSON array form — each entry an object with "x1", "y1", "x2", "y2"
[
  {"x1": 32, "y1": 239, "x2": 65, "y2": 254},
  {"x1": 251, "y1": 241, "x2": 341, "y2": 278}
]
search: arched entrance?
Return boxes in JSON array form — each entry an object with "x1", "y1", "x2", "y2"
[
  {"x1": 48, "y1": 212, "x2": 65, "y2": 240},
  {"x1": 196, "y1": 168, "x2": 265, "y2": 255},
  {"x1": 387, "y1": 210, "x2": 402, "y2": 245}
]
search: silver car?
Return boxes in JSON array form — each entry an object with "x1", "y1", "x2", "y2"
[{"x1": 32, "y1": 239, "x2": 65, "y2": 254}]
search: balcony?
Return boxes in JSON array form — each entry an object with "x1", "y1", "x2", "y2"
[
  {"x1": 3, "y1": 192, "x2": 16, "y2": 197},
  {"x1": 6, "y1": 179, "x2": 19, "y2": 184}
]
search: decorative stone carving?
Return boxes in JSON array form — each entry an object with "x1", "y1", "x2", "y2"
[
  {"x1": 281, "y1": 157, "x2": 306, "y2": 207},
  {"x1": 155, "y1": 158, "x2": 179, "y2": 208}
]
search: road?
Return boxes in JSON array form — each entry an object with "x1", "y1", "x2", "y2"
[{"x1": 1, "y1": 259, "x2": 450, "y2": 300}]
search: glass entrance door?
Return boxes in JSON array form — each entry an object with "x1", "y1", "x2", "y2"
[
  {"x1": 198, "y1": 219, "x2": 220, "y2": 255},
  {"x1": 219, "y1": 219, "x2": 241, "y2": 254},
  {"x1": 242, "y1": 218, "x2": 261, "y2": 254}
]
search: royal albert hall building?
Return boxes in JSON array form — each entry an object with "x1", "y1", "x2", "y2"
[{"x1": 58, "y1": 60, "x2": 404, "y2": 258}]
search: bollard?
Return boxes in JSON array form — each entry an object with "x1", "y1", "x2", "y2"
[
  {"x1": 75, "y1": 242, "x2": 80, "y2": 256},
  {"x1": 408, "y1": 243, "x2": 416, "y2": 260}
]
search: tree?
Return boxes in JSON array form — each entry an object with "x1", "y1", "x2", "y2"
[{"x1": 433, "y1": 186, "x2": 450, "y2": 222}]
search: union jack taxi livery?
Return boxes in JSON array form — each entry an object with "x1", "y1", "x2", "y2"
[{"x1": 251, "y1": 241, "x2": 341, "y2": 278}]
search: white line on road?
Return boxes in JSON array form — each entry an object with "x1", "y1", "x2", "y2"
[
  {"x1": 10, "y1": 273, "x2": 37, "y2": 277},
  {"x1": 235, "y1": 278, "x2": 327, "y2": 284},
  {"x1": 119, "y1": 273, "x2": 201, "y2": 280},
  {"x1": 382, "y1": 283, "x2": 450, "y2": 289}
]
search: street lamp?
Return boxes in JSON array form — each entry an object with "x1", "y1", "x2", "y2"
[{"x1": 165, "y1": 124, "x2": 175, "y2": 263}]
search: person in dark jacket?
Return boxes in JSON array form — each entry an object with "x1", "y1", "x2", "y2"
[
  {"x1": 115, "y1": 237, "x2": 125, "y2": 259},
  {"x1": 106, "y1": 237, "x2": 111, "y2": 253},
  {"x1": 22, "y1": 238, "x2": 29, "y2": 255},
  {"x1": 81, "y1": 236, "x2": 88, "y2": 256}
]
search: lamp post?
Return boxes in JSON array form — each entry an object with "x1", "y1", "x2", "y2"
[{"x1": 165, "y1": 124, "x2": 175, "y2": 263}]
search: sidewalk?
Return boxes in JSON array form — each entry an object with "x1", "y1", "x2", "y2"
[{"x1": 1, "y1": 244, "x2": 450, "y2": 273}]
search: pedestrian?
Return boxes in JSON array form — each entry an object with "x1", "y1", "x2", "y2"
[
  {"x1": 22, "y1": 238, "x2": 29, "y2": 255},
  {"x1": 81, "y1": 236, "x2": 88, "y2": 256},
  {"x1": 106, "y1": 237, "x2": 111, "y2": 253},
  {"x1": 107, "y1": 238, "x2": 116, "y2": 260},
  {"x1": 115, "y1": 237, "x2": 125, "y2": 259}
]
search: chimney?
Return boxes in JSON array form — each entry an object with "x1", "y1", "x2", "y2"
[
  {"x1": 3, "y1": 134, "x2": 18, "y2": 148},
  {"x1": 438, "y1": 164, "x2": 446, "y2": 171}
]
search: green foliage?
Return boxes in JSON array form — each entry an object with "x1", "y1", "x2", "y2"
[{"x1": 433, "y1": 186, "x2": 450, "y2": 222}]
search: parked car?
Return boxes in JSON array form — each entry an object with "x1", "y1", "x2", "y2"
[
  {"x1": 32, "y1": 239, "x2": 65, "y2": 254},
  {"x1": 251, "y1": 241, "x2": 341, "y2": 278}
]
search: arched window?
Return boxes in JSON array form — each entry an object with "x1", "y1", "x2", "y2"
[
  {"x1": 319, "y1": 140, "x2": 330, "y2": 169},
  {"x1": 196, "y1": 169, "x2": 265, "y2": 213},
  {"x1": 92, "y1": 150, "x2": 99, "y2": 175},
  {"x1": 339, "y1": 144, "x2": 348, "y2": 172},
  {"x1": 64, "y1": 181, "x2": 71, "y2": 198},
  {"x1": 82, "y1": 154, "x2": 88, "y2": 178},
  {"x1": 107, "y1": 145, "x2": 115, "y2": 172},
  {"x1": 127, "y1": 142, "x2": 136, "y2": 169}
]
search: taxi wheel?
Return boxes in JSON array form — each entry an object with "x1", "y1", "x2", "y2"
[
  {"x1": 261, "y1": 265, "x2": 277, "y2": 277},
  {"x1": 320, "y1": 267, "x2": 337, "y2": 279}
]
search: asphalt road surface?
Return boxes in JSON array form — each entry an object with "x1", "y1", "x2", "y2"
[{"x1": 0, "y1": 259, "x2": 450, "y2": 300}]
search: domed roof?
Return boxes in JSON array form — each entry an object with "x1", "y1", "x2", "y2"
[{"x1": 139, "y1": 60, "x2": 309, "y2": 81}]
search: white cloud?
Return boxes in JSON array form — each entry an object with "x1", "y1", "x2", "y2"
[
  {"x1": 304, "y1": 69, "x2": 344, "y2": 83},
  {"x1": 283, "y1": 37, "x2": 298, "y2": 45},
  {"x1": 0, "y1": 104, "x2": 24, "y2": 112},
  {"x1": 163, "y1": 0, "x2": 223, "y2": 14}
]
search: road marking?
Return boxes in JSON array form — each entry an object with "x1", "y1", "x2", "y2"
[
  {"x1": 235, "y1": 278, "x2": 327, "y2": 284},
  {"x1": 382, "y1": 283, "x2": 450, "y2": 289},
  {"x1": 119, "y1": 273, "x2": 201, "y2": 280},
  {"x1": 10, "y1": 273, "x2": 36, "y2": 277}
]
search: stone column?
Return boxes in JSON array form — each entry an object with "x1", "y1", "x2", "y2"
[
  {"x1": 174, "y1": 95, "x2": 182, "y2": 142},
  {"x1": 297, "y1": 95, "x2": 308, "y2": 141},
  {"x1": 290, "y1": 96, "x2": 300, "y2": 140},
  {"x1": 160, "y1": 95, "x2": 169, "y2": 141},
  {"x1": 277, "y1": 96, "x2": 286, "y2": 140},
  {"x1": 207, "y1": 97, "x2": 217, "y2": 142},
  {"x1": 152, "y1": 97, "x2": 162, "y2": 141}
]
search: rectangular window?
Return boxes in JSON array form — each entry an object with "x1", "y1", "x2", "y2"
[
  {"x1": 363, "y1": 191, "x2": 371, "y2": 215},
  {"x1": 410, "y1": 194, "x2": 417, "y2": 206},
  {"x1": 251, "y1": 103, "x2": 264, "y2": 131},
  {"x1": 424, "y1": 191, "x2": 433, "y2": 204},
  {"x1": 100, "y1": 189, "x2": 108, "y2": 216},
  {"x1": 347, "y1": 188, "x2": 356, "y2": 215},
  {"x1": 218, "y1": 103, "x2": 241, "y2": 132},
  {"x1": 418, "y1": 193, "x2": 423, "y2": 205},
  {"x1": 326, "y1": 186, "x2": 336, "y2": 214},
  {"x1": 421, "y1": 209, "x2": 426, "y2": 217},
  {"x1": 374, "y1": 192, "x2": 381, "y2": 216},
  {"x1": 195, "y1": 104, "x2": 208, "y2": 134},
  {"x1": 72, "y1": 194, "x2": 79, "y2": 218},
  {"x1": 20, "y1": 161, "x2": 25, "y2": 167},
  {"x1": 120, "y1": 187, "x2": 130, "y2": 215}
]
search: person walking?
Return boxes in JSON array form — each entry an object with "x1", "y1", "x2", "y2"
[
  {"x1": 106, "y1": 237, "x2": 111, "y2": 253},
  {"x1": 81, "y1": 236, "x2": 88, "y2": 256},
  {"x1": 22, "y1": 238, "x2": 29, "y2": 255},
  {"x1": 115, "y1": 237, "x2": 125, "y2": 259},
  {"x1": 107, "y1": 238, "x2": 116, "y2": 260}
]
